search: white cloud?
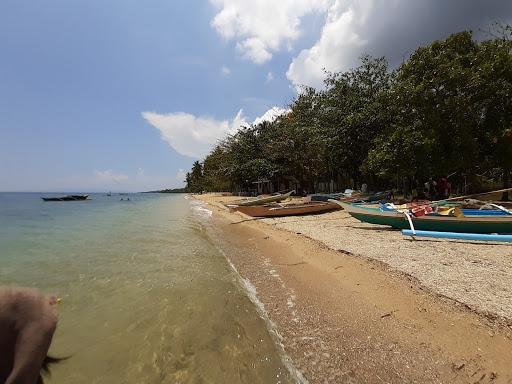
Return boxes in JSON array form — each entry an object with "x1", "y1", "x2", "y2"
[
  {"x1": 287, "y1": 0, "x2": 372, "y2": 88},
  {"x1": 210, "y1": 0, "x2": 331, "y2": 64},
  {"x1": 94, "y1": 170, "x2": 129, "y2": 184},
  {"x1": 143, "y1": 106, "x2": 292, "y2": 160},
  {"x1": 253, "y1": 106, "x2": 290, "y2": 126},
  {"x1": 221, "y1": 65, "x2": 231, "y2": 76},
  {"x1": 210, "y1": 0, "x2": 512, "y2": 89},
  {"x1": 266, "y1": 71, "x2": 273, "y2": 83},
  {"x1": 142, "y1": 110, "x2": 247, "y2": 158},
  {"x1": 15, "y1": 169, "x2": 181, "y2": 192},
  {"x1": 175, "y1": 169, "x2": 187, "y2": 185},
  {"x1": 285, "y1": 0, "x2": 512, "y2": 89}
]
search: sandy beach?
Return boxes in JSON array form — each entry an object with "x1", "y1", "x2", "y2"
[{"x1": 198, "y1": 193, "x2": 512, "y2": 384}]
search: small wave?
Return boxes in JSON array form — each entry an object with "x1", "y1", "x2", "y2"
[
  {"x1": 199, "y1": 213, "x2": 307, "y2": 383},
  {"x1": 222, "y1": 253, "x2": 308, "y2": 384},
  {"x1": 188, "y1": 198, "x2": 213, "y2": 218},
  {"x1": 192, "y1": 205, "x2": 213, "y2": 218}
]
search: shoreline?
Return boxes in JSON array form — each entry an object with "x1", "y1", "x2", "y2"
[
  {"x1": 219, "y1": 245, "x2": 309, "y2": 384},
  {"x1": 196, "y1": 193, "x2": 512, "y2": 383}
]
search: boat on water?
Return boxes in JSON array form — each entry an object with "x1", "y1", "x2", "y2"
[
  {"x1": 230, "y1": 190, "x2": 295, "y2": 207},
  {"x1": 42, "y1": 194, "x2": 89, "y2": 202},
  {"x1": 335, "y1": 201, "x2": 512, "y2": 234},
  {"x1": 235, "y1": 201, "x2": 341, "y2": 217}
]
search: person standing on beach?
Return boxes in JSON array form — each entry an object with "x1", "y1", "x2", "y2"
[
  {"x1": 437, "y1": 177, "x2": 451, "y2": 200},
  {"x1": 0, "y1": 287, "x2": 60, "y2": 384},
  {"x1": 423, "y1": 178, "x2": 437, "y2": 199}
]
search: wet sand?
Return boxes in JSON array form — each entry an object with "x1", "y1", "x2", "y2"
[{"x1": 198, "y1": 194, "x2": 512, "y2": 384}]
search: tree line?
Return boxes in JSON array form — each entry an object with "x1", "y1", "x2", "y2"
[{"x1": 186, "y1": 26, "x2": 512, "y2": 199}]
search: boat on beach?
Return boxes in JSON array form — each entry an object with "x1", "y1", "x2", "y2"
[
  {"x1": 230, "y1": 190, "x2": 295, "y2": 207},
  {"x1": 235, "y1": 201, "x2": 341, "y2": 217},
  {"x1": 41, "y1": 194, "x2": 89, "y2": 201},
  {"x1": 310, "y1": 190, "x2": 390, "y2": 203},
  {"x1": 335, "y1": 201, "x2": 512, "y2": 234},
  {"x1": 310, "y1": 192, "x2": 349, "y2": 202},
  {"x1": 401, "y1": 229, "x2": 512, "y2": 242}
]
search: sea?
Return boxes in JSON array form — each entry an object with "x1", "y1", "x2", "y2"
[{"x1": 0, "y1": 192, "x2": 295, "y2": 384}]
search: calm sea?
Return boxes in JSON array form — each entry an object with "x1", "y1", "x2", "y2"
[{"x1": 0, "y1": 192, "x2": 293, "y2": 383}]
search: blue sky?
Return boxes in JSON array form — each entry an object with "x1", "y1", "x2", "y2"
[{"x1": 1, "y1": 0, "x2": 510, "y2": 192}]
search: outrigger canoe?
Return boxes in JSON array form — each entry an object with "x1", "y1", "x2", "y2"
[
  {"x1": 310, "y1": 190, "x2": 390, "y2": 203},
  {"x1": 310, "y1": 192, "x2": 349, "y2": 202},
  {"x1": 42, "y1": 195, "x2": 89, "y2": 201},
  {"x1": 235, "y1": 201, "x2": 340, "y2": 217},
  {"x1": 335, "y1": 202, "x2": 512, "y2": 234},
  {"x1": 231, "y1": 190, "x2": 295, "y2": 207}
]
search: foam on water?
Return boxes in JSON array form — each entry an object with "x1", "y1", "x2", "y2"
[
  {"x1": 221, "y1": 249, "x2": 308, "y2": 384},
  {"x1": 191, "y1": 197, "x2": 307, "y2": 384},
  {"x1": 190, "y1": 199, "x2": 213, "y2": 218}
]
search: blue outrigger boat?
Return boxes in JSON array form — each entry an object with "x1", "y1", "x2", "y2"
[{"x1": 335, "y1": 201, "x2": 512, "y2": 234}]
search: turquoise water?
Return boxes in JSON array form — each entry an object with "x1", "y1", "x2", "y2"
[{"x1": 0, "y1": 193, "x2": 292, "y2": 383}]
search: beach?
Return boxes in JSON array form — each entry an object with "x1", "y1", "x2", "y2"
[{"x1": 198, "y1": 193, "x2": 512, "y2": 384}]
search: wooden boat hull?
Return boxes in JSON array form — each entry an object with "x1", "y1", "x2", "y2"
[
  {"x1": 311, "y1": 191, "x2": 389, "y2": 203},
  {"x1": 234, "y1": 191, "x2": 294, "y2": 207},
  {"x1": 236, "y1": 202, "x2": 340, "y2": 217},
  {"x1": 310, "y1": 192, "x2": 352, "y2": 201},
  {"x1": 337, "y1": 202, "x2": 512, "y2": 234}
]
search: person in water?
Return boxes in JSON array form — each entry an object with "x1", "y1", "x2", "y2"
[{"x1": 0, "y1": 287, "x2": 60, "y2": 384}]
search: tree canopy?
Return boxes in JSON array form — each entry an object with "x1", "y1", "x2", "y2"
[{"x1": 186, "y1": 27, "x2": 512, "y2": 199}]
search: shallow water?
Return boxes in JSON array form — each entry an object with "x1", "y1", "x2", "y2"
[{"x1": 0, "y1": 193, "x2": 292, "y2": 383}]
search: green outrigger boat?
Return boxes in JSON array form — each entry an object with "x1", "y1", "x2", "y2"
[{"x1": 336, "y1": 202, "x2": 512, "y2": 234}]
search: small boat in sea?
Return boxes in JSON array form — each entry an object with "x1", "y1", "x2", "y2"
[
  {"x1": 335, "y1": 201, "x2": 512, "y2": 234},
  {"x1": 231, "y1": 190, "x2": 295, "y2": 207},
  {"x1": 235, "y1": 201, "x2": 341, "y2": 217},
  {"x1": 42, "y1": 195, "x2": 89, "y2": 202}
]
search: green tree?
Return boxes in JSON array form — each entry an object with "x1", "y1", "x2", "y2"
[
  {"x1": 321, "y1": 55, "x2": 393, "y2": 186},
  {"x1": 367, "y1": 32, "x2": 482, "y2": 187},
  {"x1": 186, "y1": 161, "x2": 204, "y2": 193}
]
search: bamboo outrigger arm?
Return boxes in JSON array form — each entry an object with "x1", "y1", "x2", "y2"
[{"x1": 433, "y1": 187, "x2": 512, "y2": 203}]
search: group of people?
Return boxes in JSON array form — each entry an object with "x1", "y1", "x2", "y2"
[{"x1": 423, "y1": 177, "x2": 452, "y2": 200}]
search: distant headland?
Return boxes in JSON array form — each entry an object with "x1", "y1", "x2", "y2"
[{"x1": 143, "y1": 188, "x2": 188, "y2": 193}]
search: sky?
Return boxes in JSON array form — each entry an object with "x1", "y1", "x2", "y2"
[{"x1": 1, "y1": 0, "x2": 511, "y2": 192}]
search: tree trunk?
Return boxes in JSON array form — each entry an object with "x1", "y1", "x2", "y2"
[{"x1": 502, "y1": 167, "x2": 510, "y2": 201}]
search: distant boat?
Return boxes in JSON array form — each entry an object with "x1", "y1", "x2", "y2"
[
  {"x1": 230, "y1": 190, "x2": 295, "y2": 207},
  {"x1": 42, "y1": 195, "x2": 89, "y2": 202},
  {"x1": 235, "y1": 201, "x2": 340, "y2": 217}
]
